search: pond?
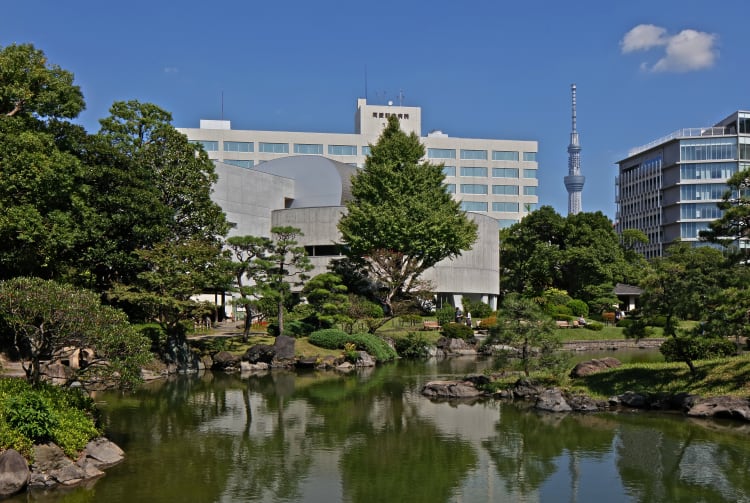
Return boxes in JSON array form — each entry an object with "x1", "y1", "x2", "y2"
[{"x1": 16, "y1": 355, "x2": 750, "y2": 503}]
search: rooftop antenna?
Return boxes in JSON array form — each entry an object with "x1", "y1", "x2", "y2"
[
  {"x1": 221, "y1": 91, "x2": 224, "y2": 121},
  {"x1": 376, "y1": 91, "x2": 387, "y2": 105},
  {"x1": 398, "y1": 89, "x2": 405, "y2": 106},
  {"x1": 364, "y1": 65, "x2": 368, "y2": 101}
]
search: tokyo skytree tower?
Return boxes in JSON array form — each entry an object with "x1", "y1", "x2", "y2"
[{"x1": 564, "y1": 84, "x2": 585, "y2": 215}]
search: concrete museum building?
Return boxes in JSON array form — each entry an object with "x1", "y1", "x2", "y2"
[{"x1": 179, "y1": 98, "x2": 541, "y2": 311}]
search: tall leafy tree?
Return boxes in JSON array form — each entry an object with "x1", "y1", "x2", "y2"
[
  {"x1": 0, "y1": 43, "x2": 84, "y2": 118},
  {"x1": 500, "y1": 206, "x2": 636, "y2": 310},
  {"x1": 0, "y1": 44, "x2": 88, "y2": 280},
  {"x1": 338, "y1": 115, "x2": 477, "y2": 328},
  {"x1": 300, "y1": 273, "x2": 350, "y2": 330},
  {"x1": 97, "y1": 101, "x2": 231, "y2": 364}
]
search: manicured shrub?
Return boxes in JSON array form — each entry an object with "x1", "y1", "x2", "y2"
[
  {"x1": 349, "y1": 333, "x2": 398, "y2": 362},
  {"x1": 442, "y1": 322, "x2": 474, "y2": 340},
  {"x1": 4, "y1": 393, "x2": 56, "y2": 443},
  {"x1": 584, "y1": 321, "x2": 604, "y2": 331},
  {"x1": 567, "y1": 299, "x2": 589, "y2": 317},
  {"x1": 394, "y1": 332, "x2": 430, "y2": 359},
  {"x1": 283, "y1": 320, "x2": 315, "y2": 338},
  {"x1": 461, "y1": 297, "x2": 493, "y2": 319},
  {"x1": 308, "y1": 329, "x2": 349, "y2": 349},
  {"x1": 548, "y1": 304, "x2": 573, "y2": 318},
  {"x1": 660, "y1": 336, "x2": 736, "y2": 362}
]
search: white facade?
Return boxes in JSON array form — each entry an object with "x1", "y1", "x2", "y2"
[
  {"x1": 212, "y1": 157, "x2": 500, "y2": 310},
  {"x1": 178, "y1": 98, "x2": 539, "y2": 228}
]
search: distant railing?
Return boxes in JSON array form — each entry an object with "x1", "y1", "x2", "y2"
[{"x1": 628, "y1": 127, "x2": 731, "y2": 156}]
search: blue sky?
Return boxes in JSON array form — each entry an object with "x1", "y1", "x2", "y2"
[{"x1": 3, "y1": 0, "x2": 749, "y2": 219}]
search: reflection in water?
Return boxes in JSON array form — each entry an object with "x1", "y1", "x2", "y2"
[{"x1": 14, "y1": 359, "x2": 750, "y2": 503}]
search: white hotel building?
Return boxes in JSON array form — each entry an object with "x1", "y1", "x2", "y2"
[{"x1": 178, "y1": 98, "x2": 539, "y2": 228}]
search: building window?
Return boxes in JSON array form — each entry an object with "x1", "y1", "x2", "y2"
[
  {"x1": 304, "y1": 245, "x2": 342, "y2": 257},
  {"x1": 259, "y1": 142, "x2": 289, "y2": 154},
  {"x1": 492, "y1": 185, "x2": 519, "y2": 195},
  {"x1": 460, "y1": 149, "x2": 488, "y2": 160},
  {"x1": 442, "y1": 166, "x2": 456, "y2": 177},
  {"x1": 460, "y1": 184, "x2": 488, "y2": 194},
  {"x1": 523, "y1": 152, "x2": 537, "y2": 162},
  {"x1": 190, "y1": 140, "x2": 218, "y2": 151},
  {"x1": 681, "y1": 203, "x2": 723, "y2": 220},
  {"x1": 328, "y1": 145, "x2": 357, "y2": 156},
  {"x1": 523, "y1": 186, "x2": 538, "y2": 196},
  {"x1": 224, "y1": 141, "x2": 253, "y2": 152},
  {"x1": 461, "y1": 201, "x2": 488, "y2": 212},
  {"x1": 445, "y1": 184, "x2": 456, "y2": 194},
  {"x1": 498, "y1": 219, "x2": 519, "y2": 228},
  {"x1": 680, "y1": 162, "x2": 737, "y2": 180},
  {"x1": 460, "y1": 166, "x2": 488, "y2": 177},
  {"x1": 680, "y1": 183, "x2": 728, "y2": 201},
  {"x1": 294, "y1": 143, "x2": 323, "y2": 155},
  {"x1": 493, "y1": 167, "x2": 519, "y2": 178},
  {"x1": 523, "y1": 169, "x2": 538, "y2": 179},
  {"x1": 680, "y1": 138, "x2": 737, "y2": 161},
  {"x1": 492, "y1": 202, "x2": 520, "y2": 212},
  {"x1": 680, "y1": 222, "x2": 710, "y2": 239},
  {"x1": 493, "y1": 151, "x2": 519, "y2": 161},
  {"x1": 361, "y1": 146, "x2": 371, "y2": 156},
  {"x1": 428, "y1": 148, "x2": 456, "y2": 159},
  {"x1": 223, "y1": 159, "x2": 254, "y2": 169}
]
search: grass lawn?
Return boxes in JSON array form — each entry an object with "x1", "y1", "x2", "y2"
[{"x1": 570, "y1": 354, "x2": 750, "y2": 398}]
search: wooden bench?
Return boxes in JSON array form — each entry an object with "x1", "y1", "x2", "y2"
[
  {"x1": 556, "y1": 320, "x2": 571, "y2": 329},
  {"x1": 422, "y1": 321, "x2": 441, "y2": 331}
]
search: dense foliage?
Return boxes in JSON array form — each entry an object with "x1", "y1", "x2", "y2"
[
  {"x1": 500, "y1": 207, "x2": 641, "y2": 311},
  {"x1": 0, "y1": 379, "x2": 100, "y2": 459},
  {"x1": 0, "y1": 277, "x2": 151, "y2": 388},
  {"x1": 660, "y1": 335, "x2": 736, "y2": 363},
  {"x1": 338, "y1": 114, "x2": 477, "y2": 327}
]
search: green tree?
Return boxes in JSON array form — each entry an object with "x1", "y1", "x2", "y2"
[
  {"x1": 487, "y1": 293, "x2": 561, "y2": 376},
  {"x1": 701, "y1": 168, "x2": 750, "y2": 260},
  {"x1": 500, "y1": 207, "x2": 637, "y2": 310},
  {"x1": 0, "y1": 277, "x2": 151, "y2": 388},
  {"x1": 0, "y1": 43, "x2": 84, "y2": 118},
  {"x1": 640, "y1": 244, "x2": 728, "y2": 373},
  {"x1": 0, "y1": 44, "x2": 90, "y2": 280},
  {"x1": 226, "y1": 235, "x2": 273, "y2": 341},
  {"x1": 261, "y1": 226, "x2": 312, "y2": 335},
  {"x1": 301, "y1": 273, "x2": 350, "y2": 330},
  {"x1": 338, "y1": 115, "x2": 477, "y2": 329}
]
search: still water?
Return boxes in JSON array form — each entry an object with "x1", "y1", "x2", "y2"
[{"x1": 19, "y1": 355, "x2": 750, "y2": 503}]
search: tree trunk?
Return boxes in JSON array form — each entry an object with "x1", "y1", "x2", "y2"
[{"x1": 277, "y1": 299, "x2": 284, "y2": 336}]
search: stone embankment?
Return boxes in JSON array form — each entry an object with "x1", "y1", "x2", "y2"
[
  {"x1": 421, "y1": 357, "x2": 750, "y2": 423},
  {"x1": 562, "y1": 337, "x2": 664, "y2": 351}
]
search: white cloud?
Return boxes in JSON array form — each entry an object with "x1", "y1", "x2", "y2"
[
  {"x1": 620, "y1": 24, "x2": 718, "y2": 73},
  {"x1": 163, "y1": 66, "x2": 179, "y2": 74},
  {"x1": 621, "y1": 24, "x2": 667, "y2": 53},
  {"x1": 652, "y1": 30, "x2": 718, "y2": 72}
]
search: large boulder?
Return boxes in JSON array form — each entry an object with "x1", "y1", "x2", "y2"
[
  {"x1": 81, "y1": 438, "x2": 124, "y2": 469},
  {"x1": 211, "y1": 351, "x2": 239, "y2": 371},
  {"x1": 0, "y1": 449, "x2": 29, "y2": 498},
  {"x1": 512, "y1": 378, "x2": 545, "y2": 399},
  {"x1": 273, "y1": 335, "x2": 296, "y2": 361},
  {"x1": 243, "y1": 344, "x2": 276, "y2": 363},
  {"x1": 535, "y1": 388, "x2": 572, "y2": 412},
  {"x1": 570, "y1": 357, "x2": 621, "y2": 378},
  {"x1": 354, "y1": 351, "x2": 375, "y2": 367},
  {"x1": 421, "y1": 380, "x2": 483, "y2": 399},
  {"x1": 685, "y1": 396, "x2": 750, "y2": 421},
  {"x1": 30, "y1": 443, "x2": 87, "y2": 487}
]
